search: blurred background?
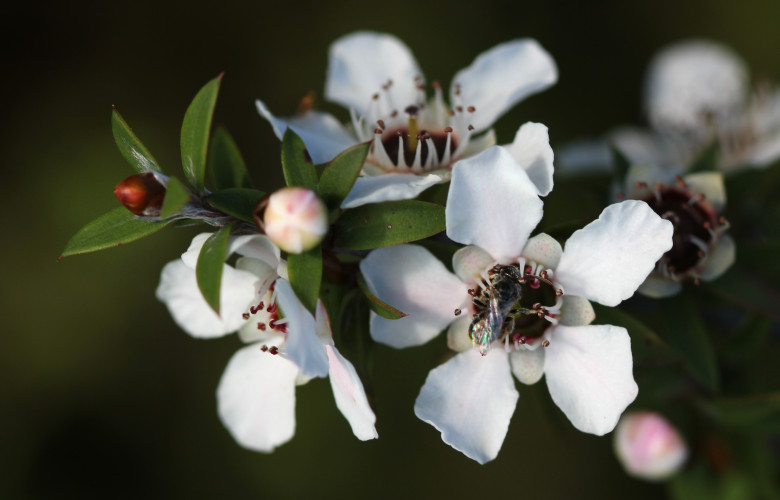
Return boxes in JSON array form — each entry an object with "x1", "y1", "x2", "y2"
[{"x1": 3, "y1": 0, "x2": 780, "y2": 497}]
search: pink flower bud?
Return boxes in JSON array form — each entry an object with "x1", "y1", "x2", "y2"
[
  {"x1": 113, "y1": 173, "x2": 166, "y2": 216},
  {"x1": 262, "y1": 187, "x2": 327, "y2": 254},
  {"x1": 614, "y1": 411, "x2": 688, "y2": 481}
]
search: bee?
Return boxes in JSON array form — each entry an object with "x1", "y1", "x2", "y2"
[{"x1": 469, "y1": 265, "x2": 526, "y2": 356}]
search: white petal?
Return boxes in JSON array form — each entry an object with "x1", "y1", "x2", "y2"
[
  {"x1": 326, "y1": 345, "x2": 378, "y2": 441},
  {"x1": 414, "y1": 350, "x2": 518, "y2": 464},
  {"x1": 460, "y1": 128, "x2": 497, "y2": 158},
  {"x1": 360, "y1": 245, "x2": 467, "y2": 348},
  {"x1": 683, "y1": 172, "x2": 726, "y2": 212},
  {"x1": 510, "y1": 348, "x2": 545, "y2": 385},
  {"x1": 446, "y1": 146, "x2": 543, "y2": 262},
  {"x1": 273, "y1": 280, "x2": 329, "y2": 378},
  {"x1": 522, "y1": 233, "x2": 562, "y2": 269},
  {"x1": 255, "y1": 100, "x2": 357, "y2": 165},
  {"x1": 339, "y1": 173, "x2": 441, "y2": 209},
  {"x1": 315, "y1": 299, "x2": 334, "y2": 346},
  {"x1": 155, "y1": 260, "x2": 256, "y2": 338},
  {"x1": 232, "y1": 234, "x2": 281, "y2": 270},
  {"x1": 748, "y1": 132, "x2": 780, "y2": 168},
  {"x1": 451, "y1": 39, "x2": 558, "y2": 132},
  {"x1": 452, "y1": 245, "x2": 495, "y2": 286},
  {"x1": 544, "y1": 324, "x2": 638, "y2": 435},
  {"x1": 558, "y1": 295, "x2": 596, "y2": 327},
  {"x1": 556, "y1": 200, "x2": 674, "y2": 306},
  {"x1": 645, "y1": 40, "x2": 748, "y2": 132},
  {"x1": 610, "y1": 127, "x2": 678, "y2": 168},
  {"x1": 504, "y1": 122, "x2": 555, "y2": 196},
  {"x1": 637, "y1": 274, "x2": 683, "y2": 298},
  {"x1": 446, "y1": 316, "x2": 473, "y2": 353},
  {"x1": 325, "y1": 31, "x2": 422, "y2": 116},
  {"x1": 181, "y1": 233, "x2": 214, "y2": 268},
  {"x1": 216, "y1": 344, "x2": 299, "y2": 453},
  {"x1": 698, "y1": 235, "x2": 735, "y2": 281}
]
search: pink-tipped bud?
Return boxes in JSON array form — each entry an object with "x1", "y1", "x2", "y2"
[
  {"x1": 614, "y1": 411, "x2": 688, "y2": 481},
  {"x1": 113, "y1": 173, "x2": 166, "y2": 216},
  {"x1": 262, "y1": 187, "x2": 327, "y2": 254}
]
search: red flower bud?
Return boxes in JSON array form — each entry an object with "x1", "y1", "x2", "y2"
[{"x1": 113, "y1": 173, "x2": 166, "y2": 216}]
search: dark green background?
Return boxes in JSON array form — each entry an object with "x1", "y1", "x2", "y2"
[{"x1": 3, "y1": 0, "x2": 779, "y2": 498}]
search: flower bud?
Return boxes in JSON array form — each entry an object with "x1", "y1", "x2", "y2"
[
  {"x1": 261, "y1": 187, "x2": 328, "y2": 254},
  {"x1": 614, "y1": 411, "x2": 688, "y2": 481},
  {"x1": 114, "y1": 173, "x2": 166, "y2": 216}
]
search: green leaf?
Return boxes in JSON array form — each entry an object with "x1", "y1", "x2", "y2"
[
  {"x1": 333, "y1": 200, "x2": 446, "y2": 250},
  {"x1": 159, "y1": 177, "x2": 191, "y2": 218},
  {"x1": 181, "y1": 75, "x2": 222, "y2": 192},
  {"x1": 206, "y1": 188, "x2": 266, "y2": 223},
  {"x1": 356, "y1": 273, "x2": 408, "y2": 319},
  {"x1": 208, "y1": 126, "x2": 253, "y2": 190},
  {"x1": 658, "y1": 295, "x2": 719, "y2": 392},
  {"x1": 698, "y1": 393, "x2": 780, "y2": 431},
  {"x1": 318, "y1": 142, "x2": 370, "y2": 209},
  {"x1": 287, "y1": 245, "x2": 322, "y2": 314},
  {"x1": 688, "y1": 142, "x2": 719, "y2": 173},
  {"x1": 111, "y1": 106, "x2": 163, "y2": 173},
  {"x1": 591, "y1": 303, "x2": 679, "y2": 366},
  {"x1": 61, "y1": 207, "x2": 169, "y2": 257},
  {"x1": 195, "y1": 225, "x2": 232, "y2": 315},
  {"x1": 705, "y1": 265, "x2": 780, "y2": 322},
  {"x1": 281, "y1": 128, "x2": 318, "y2": 190}
]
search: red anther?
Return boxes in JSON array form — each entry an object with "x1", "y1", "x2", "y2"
[
  {"x1": 390, "y1": 110, "x2": 398, "y2": 118},
  {"x1": 260, "y1": 345, "x2": 268, "y2": 352},
  {"x1": 702, "y1": 221, "x2": 711, "y2": 229},
  {"x1": 444, "y1": 126, "x2": 453, "y2": 133},
  {"x1": 454, "y1": 84, "x2": 461, "y2": 95},
  {"x1": 249, "y1": 306, "x2": 258, "y2": 314},
  {"x1": 524, "y1": 265, "x2": 533, "y2": 275},
  {"x1": 555, "y1": 289, "x2": 564, "y2": 296},
  {"x1": 512, "y1": 333, "x2": 522, "y2": 343},
  {"x1": 374, "y1": 128, "x2": 383, "y2": 134},
  {"x1": 258, "y1": 323, "x2": 266, "y2": 331},
  {"x1": 719, "y1": 216, "x2": 727, "y2": 224},
  {"x1": 257, "y1": 302, "x2": 264, "y2": 310},
  {"x1": 456, "y1": 106, "x2": 463, "y2": 112},
  {"x1": 655, "y1": 183, "x2": 664, "y2": 191},
  {"x1": 269, "y1": 282, "x2": 276, "y2": 292},
  {"x1": 542, "y1": 340, "x2": 550, "y2": 348},
  {"x1": 467, "y1": 106, "x2": 476, "y2": 113},
  {"x1": 616, "y1": 192, "x2": 625, "y2": 199},
  {"x1": 467, "y1": 288, "x2": 476, "y2": 296},
  {"x1": 405, "y1": 105, "x2": 419, "y2": 116},
  {"x1": 416, "y1": 84, "x2": 425, "y2": 91},
  {"x1": 448, "y1": 109, "x2": 455, "y2": 116},
  {"x1": 454, "y1": 308, "x2": 462, "y2": 316},
  {"x1": 532, "y1": 303, "x2": 542, "y2": 310},
  {"x1": 540, "y1": 270, "x2": 549, "y2": 280},
  {"x1": 372, "y1": 93, "x2": 379, "y2": 100},
  {"x1": 113, "y1": 173, "x2": 167, "y2": 216},
  {"x1": 269, "y1": 346, "x2": 279, "y2": 355},
  {"x1": 242, "y1": 313, "x2": 250, "y2": 320},
  {"x1": 518, "y1": 336, "x2": 527, "y2": 345},
  {"x1": 432, "y1": 80, "x2": 441, "y2": 88},
  {"x1": 377, "y1": 119, "x2": 386, "y2": 129},
  {"x1": 635, "y1": 181, "x2": 647, "y2": 189},
  {"x1": 267, "y1": 303, "x2": 277, "y2": 314},
  {"x1": 529, "y1": 278, "x2": 541, "y2": 289}
]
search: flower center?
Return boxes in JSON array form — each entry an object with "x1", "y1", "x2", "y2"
[
  {"x1": 463, "y1": 263, "x2": 562, "y2": 356},
  {"x1": 242, "y1": 280, "x2": 288, "y2": 335},
  {"x1": 352, "y1": 79, "x2": 479, "y2": 173},
  {"x1": 633, "y1": 180, "x2": 724, "y2": 279}
]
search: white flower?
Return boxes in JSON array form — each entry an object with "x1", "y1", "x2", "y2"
[
  {"x1": 256, "y1": 31, "x2": 558, "y2": 208},
  {"x1": 614, "y1": 411, "x2": 688, "y2": 481},
  {"x1": 623, "y1": 163, "x2": 735, "y2": 298},
  {"x1": 360, "y1": 146, "x2": 674, "y2": 463},
  {"x1": 559, "y1": 39, "x2": 780, "y2": 177},
  {"x1": 155, "y1": 233, "x2": 377, "y2": 451}
]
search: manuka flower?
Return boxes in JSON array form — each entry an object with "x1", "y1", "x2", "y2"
[
  {"x1": 617, "y1": 39, "x2": 780, "y2": 173},
  {"x1": 257, "y1": 31, "x2": 557, "y2": 208},
  {"x1": 156, "y1": 233, "x2": 377, "y2": 451},
  {"x1": 360, "y1": 146, "x2": 673, "y2": 463},
  {"x1": 621, "y1": 163, "x2": 735, "y2": 297}
]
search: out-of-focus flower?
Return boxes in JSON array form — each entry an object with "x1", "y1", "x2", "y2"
[
  {"x1": 614, "y1": 411, "x2": 688, "y2": 481},
  {"x1": 113, "y1": 172, "x2": 168, "y2": 216},
  {"x1": 622, "y1": 163, "x2": 735, "y2": 297},
  {"x1": 260, "y1": 187, "x2": 328, "y2": 254},
  {"x1": 156, "y1": 233, "x2": 376, "y2": 451},
  {"x1": 257, "y1": 31, "x2": 557, "y2": 208},
  {"x1": 360, "y1": 146, "x2": 673, "y2": 463}
]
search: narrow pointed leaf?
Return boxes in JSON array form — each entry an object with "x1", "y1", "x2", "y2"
[
  {"x1": 318, "y1": 142, "x2": 371, "y2": 209},
  {"x1": 196, "y1": 224, "x2": 232, "y2": 315},
  {"x1": 61, "y1": 207, "x2": 169, "y2": 257},
  {"x1": 356, "y1": 273, "x2": 408, "y2": 320},
  {"x1": 705, "y1": 265, "x2": 780, "y2": 322},
  {"x1": 181, "y1": 75, "x2": 222, "y2": 191},
  {"x1": 159, "y1": 177, "x2": 191, "y2": 218},
  {"x1": 333, "y1": 200, "x2": 445, "y2": 250},
  {"x1": 287, "y1": 244, "x2": 321, "y2": 314},
  {"x1": 206, "y1": 188, "x2": 266, "y2": 223},
  {"x1": 698, "y1": 393, "x2": 780, "y2": 430},
  {"x1": 111, "y1": 106, "x2": 162, "y2": 173},
  {"x1": 281, "y1": 128, "x2": 318, "y2": 190},
  {"x1": 208, "y1": 126, "x2": 253, "y2": 190}
]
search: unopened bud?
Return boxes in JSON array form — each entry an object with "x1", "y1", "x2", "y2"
[
  {"x1": 113, "y1": 173, "x2": 166, "y2": 216},
  {"x1": 261, "y1": 187, "x2": 327, "y2": 254},
  {"x1": 614, "y1": 411, "x2": 688, "y2": 481}
]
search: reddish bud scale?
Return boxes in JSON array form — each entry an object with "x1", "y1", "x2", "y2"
[{"x1": 113, "y1": 173, "x2": 166, "y2": 216}]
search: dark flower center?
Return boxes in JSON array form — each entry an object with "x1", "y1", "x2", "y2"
[{"x1": 377, "y1": 126, "x2": 458, "y2": 168}]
